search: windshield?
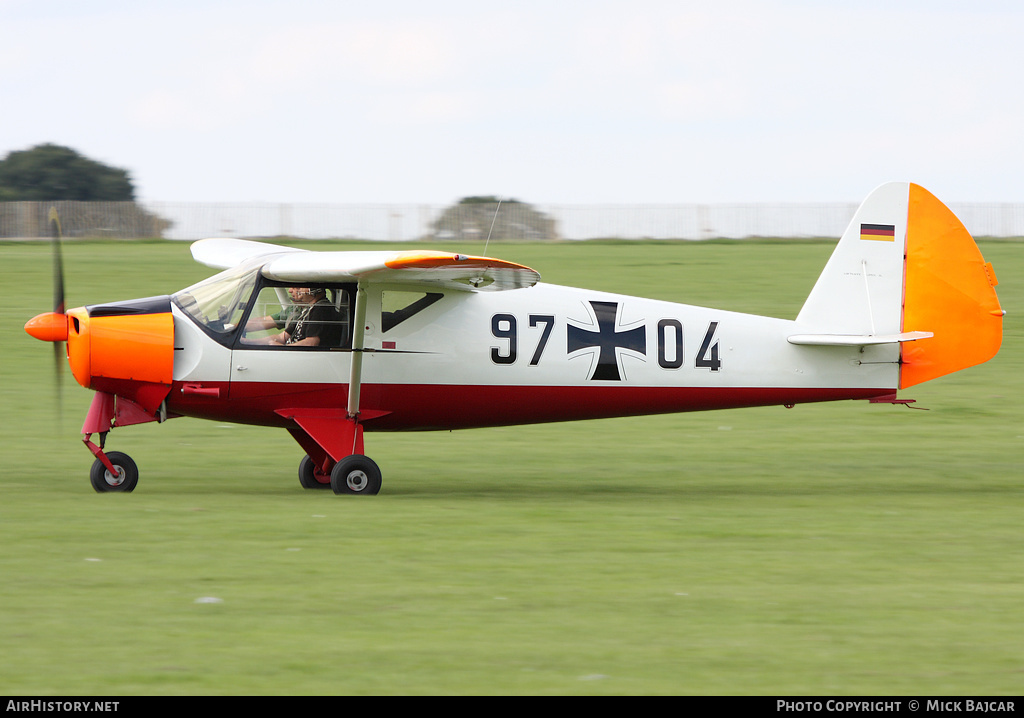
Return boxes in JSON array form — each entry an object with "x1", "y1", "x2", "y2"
[{"x1": 172, "y1": 263, "x2": 260, "y2": 336}]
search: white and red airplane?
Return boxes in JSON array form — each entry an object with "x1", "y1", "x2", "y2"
[{"x1": 25, "y1": 182, "x2": 1003, "y2": 495}]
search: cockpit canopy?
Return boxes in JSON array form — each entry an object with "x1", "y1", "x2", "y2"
[
  {"x1": 172, "y1": 259, "x2": 451, "y2": 351},
  {"x1": 172, "y1": 261, "x2": 261, "y2": 337},
  {"x1": 172, "y1": 261, "x2": 356, "y2": 349}
]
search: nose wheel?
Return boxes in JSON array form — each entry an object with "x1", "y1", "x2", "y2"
[{"x1": 89, "y1": 451, "x2": 139, "y2": 493}]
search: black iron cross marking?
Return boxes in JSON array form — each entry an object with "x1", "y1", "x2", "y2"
[{"x1": 567, "y1": 301, "x2": 646, "y2": 381}]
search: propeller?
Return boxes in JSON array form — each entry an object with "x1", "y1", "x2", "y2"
[
  {"x1": 52, "y1": 208, "x2": 65, "y2": 311},
  {"x1": 50, "y1": 207, "x2": 66, "y2": 408},
  {"x1": 24, "y1": 208, "x2": 70, "y2": 417}
]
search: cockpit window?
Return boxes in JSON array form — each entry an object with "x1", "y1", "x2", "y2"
[
  {"x1": 172, "y1": 263, "x2": 260, "y2": 337},
  {"x1": 238, "y1": 285, "x2": 352, "y2": 348}
]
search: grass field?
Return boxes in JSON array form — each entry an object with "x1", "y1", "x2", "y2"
[{"x1": 1, "y1": 237, "x2": 1021, "y2": 695}]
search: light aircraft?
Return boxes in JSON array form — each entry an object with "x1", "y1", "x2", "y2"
[{"x1": 24, "y1": 182, "x2": 1003, "y2": 495}]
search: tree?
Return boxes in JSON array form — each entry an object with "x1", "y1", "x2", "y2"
[
  {"x1": 0, "y1": 144, "x2": 172, "y2": 238},
  {"x1": 0, "y1": 143, "x2": 135, "y2": 201},
  {"x1": 431, "y1": 196, "x2": 559, "y2": 240}
]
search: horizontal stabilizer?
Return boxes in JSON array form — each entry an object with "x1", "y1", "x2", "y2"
[{"x1": 788, "y1": 331, "x2": 933, "y2": 346}]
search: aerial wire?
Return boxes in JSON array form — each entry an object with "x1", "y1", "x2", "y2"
[{"x1": 482, "y1": 196, "x2": 503, "y2": 258}]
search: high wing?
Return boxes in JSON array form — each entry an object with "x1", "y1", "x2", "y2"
[
  {"x1": 190, "y1": 237, "x2": 540, "y2": 291},
  {"x1": 190, "y1": 237, "x2": 304, "y2": 269}
]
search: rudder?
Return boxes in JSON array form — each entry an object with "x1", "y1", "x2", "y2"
[{"x1": 900, "y1": 184, "x2": 1003, "y2": 388}]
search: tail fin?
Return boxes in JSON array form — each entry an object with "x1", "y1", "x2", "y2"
[{"x1": 796, "y1": 182, "x2": 1003, "y2": 389}]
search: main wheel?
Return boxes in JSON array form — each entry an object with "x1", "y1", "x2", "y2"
[
  {"x1": 330, "y1": 455, "x2": 382, "y2": 495},
  {"x1": 298, "y1": 454, "x2": 332, "y2": 489},
  {"x1": 89, "y1": 451, "x2": 139, "y2": 493}
]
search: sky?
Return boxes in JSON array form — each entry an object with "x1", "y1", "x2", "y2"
[{"x1": 2, "y1": 0, "x2": 1023, "y2": 206}]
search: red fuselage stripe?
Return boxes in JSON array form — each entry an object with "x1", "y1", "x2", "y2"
[{"x1": 167, "y1": 381, "x2": 889, "y2": 431}]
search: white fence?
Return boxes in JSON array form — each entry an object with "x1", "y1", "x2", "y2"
[{"x1": 3, "y1": 200, "x2": 1024, "y2": 241}]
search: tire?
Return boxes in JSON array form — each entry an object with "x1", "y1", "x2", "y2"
[
  {"x1": 89, "y1": 451, "x2": 139, "y2": 493},
  {"x1": 330, "y1": 455, "x2": 382, "y2": 495},
  {"x1": 298, "y1": 454, "x2": 332, "y2": 489}
]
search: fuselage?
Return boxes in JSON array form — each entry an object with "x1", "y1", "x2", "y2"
[{"x1": 167, "y1": 278, "x2": 897, "y2": 431}]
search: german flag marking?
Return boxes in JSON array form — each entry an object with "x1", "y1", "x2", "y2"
[{"x1": 860, "y1": 223, "x2": 896, "y2": 241}]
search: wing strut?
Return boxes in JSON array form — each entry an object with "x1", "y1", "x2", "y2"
[{"x1": 347, "y1": 284, "x2": 367, "y2": 419}]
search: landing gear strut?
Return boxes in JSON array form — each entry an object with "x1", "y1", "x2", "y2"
[
  {"x1": 290, "y1": 283, "x2": 385, "y2": 496},
  {"x1": 81, "y1": 392, "x2": 162, "y2": 494}
]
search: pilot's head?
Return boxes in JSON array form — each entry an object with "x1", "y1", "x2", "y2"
[{"x1": 288, "y1": 287, "x2": 325, "y2": 304}]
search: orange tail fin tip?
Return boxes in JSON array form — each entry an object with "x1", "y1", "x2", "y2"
[{"x1": 900, "y1": 184, "x2": 1004, "y2": 389}]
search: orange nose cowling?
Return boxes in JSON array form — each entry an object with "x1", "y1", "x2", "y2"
[
  {"x1": 24, "y1": 312, "x2": 69, "y2": 342},
  {"x1": 66, "y1": 307, "x2": 175, "y2": 408}
]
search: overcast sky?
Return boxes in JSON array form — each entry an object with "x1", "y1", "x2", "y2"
[{"x1": 2, "y1": 0, "x2": 1022, "y2": 205}]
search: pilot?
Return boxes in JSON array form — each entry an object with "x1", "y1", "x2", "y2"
[
  {"x1": 269, "y1": 287, "x2": 341, "y2": 347},
  {"x1": 245, "y1": 286, "x2": 305, "y2": 334}
]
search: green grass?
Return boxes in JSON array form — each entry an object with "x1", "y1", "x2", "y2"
[{"x1": 1, "y1": 238, "x2": 1022, "y2": 695}]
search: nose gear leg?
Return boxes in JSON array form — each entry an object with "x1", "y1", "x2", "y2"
[{"x1": 83, "y1": 432, "x2": 119, "y2": 477}]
